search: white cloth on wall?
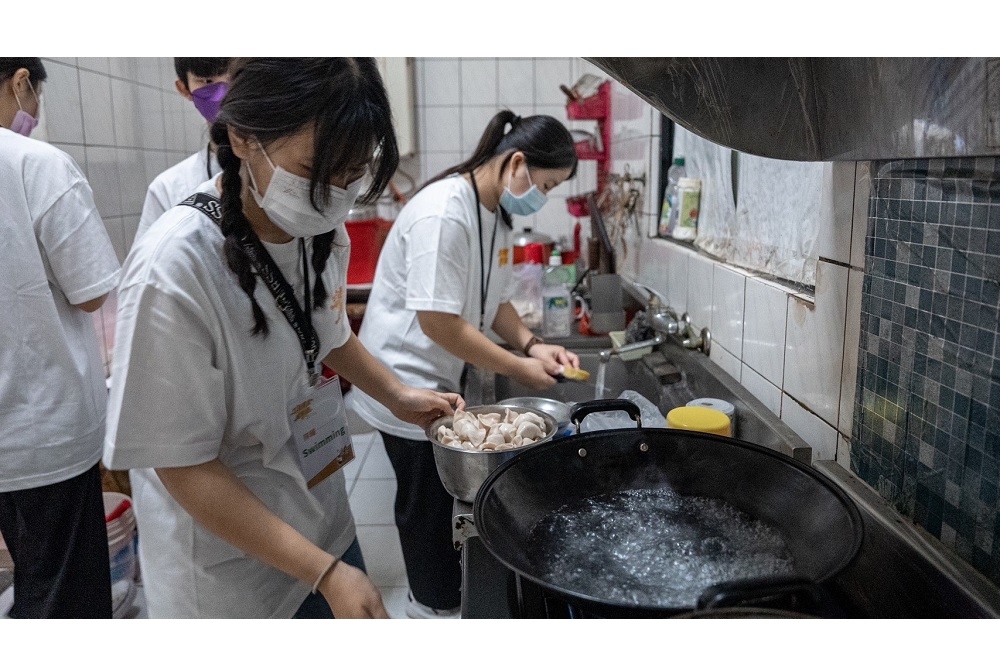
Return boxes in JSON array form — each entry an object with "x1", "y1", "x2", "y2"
[
  {"x1": 0, "y1": 128, "x2": 121, "y2": 493},
  {"x1": 103, "y1": 179, "x2": 355, "y2": 618},
  {"x1": 673, "y1": 125, "x2": 824, "y2": 286}
]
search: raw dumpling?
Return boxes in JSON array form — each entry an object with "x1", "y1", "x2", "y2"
[
  {"x1": 438, "y1": 408, "x2": 546, "y2": 451},
  {"x1": 513, "y1": 411, "x2": 546, "y2": 430},
  {"x1": 516, "y1": 421, "x2": 544, "y2": 440},
  {"x1": 477, "y1": 413, "x2": 502, "y2": 428}
]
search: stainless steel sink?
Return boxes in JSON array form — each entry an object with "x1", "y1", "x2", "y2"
[
  {"x1": 494, "y1": 352, "x2": 663, "y2": 406},
  {"x1": 483, "y1": 336, "x2": 812, "y2": 464}
]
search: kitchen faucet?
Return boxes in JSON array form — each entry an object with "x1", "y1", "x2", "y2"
[{"x1": 602, "y1": 277, "x2": 711, "y2": 359}]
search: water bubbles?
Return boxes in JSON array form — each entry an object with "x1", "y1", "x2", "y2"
[{"x1": 526, "y1": 487, "x2": 796, "y2": 609}]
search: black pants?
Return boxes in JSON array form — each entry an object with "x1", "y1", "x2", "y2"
[
  {"x1": 380, "y1": 431, "x2": 461, "y2": 610},
  {"x1": 0, "y1": 463, "x2": 112, "y2": 618}
]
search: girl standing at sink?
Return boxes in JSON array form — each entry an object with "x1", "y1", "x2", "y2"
[{"x1": 349, "y1": 111, "x2": 580, "y2": 617}]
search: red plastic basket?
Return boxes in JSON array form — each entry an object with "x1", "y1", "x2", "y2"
[
  {"x1": 565, "y1": 81, "x2": 610, "y2": 120},
  {"x1": 574, "y1": 139, "x2": 605, "y2": 161},
  {"x1": 566, "y1": 194, "x2": 592, "y2": 218}
]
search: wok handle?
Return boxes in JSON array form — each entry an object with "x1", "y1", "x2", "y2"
[
  {"x1": 696, "y1": 575, "x2": 824, "y2": 611},
  {"x1": 570, "y1": 399, "x2": 643, "y2": 433}
]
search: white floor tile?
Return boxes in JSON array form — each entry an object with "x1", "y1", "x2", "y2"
[
  {"x1": 379, "y1": 586, "x2": 411, "y2": 619},
  {"x1": 359, "y1": 436, "x2": 396, "y2": 481},
  {"x1": 349, "y1": 479, "x2": 397, "y2": 526},
  {"x1": 357, "y1": 525, "x2": 408, "y2": 588}
]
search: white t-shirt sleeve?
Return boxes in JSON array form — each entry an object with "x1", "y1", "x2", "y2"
[
  {"x1": 136, "y1": 180, "x2": 171, "y2": 240},
  {"x1": 403, "y1": 215, "x2": 472, "y2": 316},
  {"x1": 103, "y1": 279, "x2": 226, "y2": 470},
  {"x1": 34, "y1": 175, "x2": 121, "y2": 305}
]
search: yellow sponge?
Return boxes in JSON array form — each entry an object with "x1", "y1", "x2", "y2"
[{"x1": 561, "y1": 366, "x2": 591, "y2": 382}]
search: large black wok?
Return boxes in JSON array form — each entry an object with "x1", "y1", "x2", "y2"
[{"x1": 473, "y1": 399, "x2": 863, "y2": 617}]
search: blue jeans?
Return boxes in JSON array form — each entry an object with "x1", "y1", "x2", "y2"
[{"x1": 292, "y1": 536, "x2": 366, "y2": 619}]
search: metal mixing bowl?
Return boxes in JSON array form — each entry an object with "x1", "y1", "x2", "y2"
[
  {"x1": 426, "y1": 404, "x2": 558, "y2": 503},
  {"x1": 497, "y1": 397, "x2": 572, "y2": 436}
]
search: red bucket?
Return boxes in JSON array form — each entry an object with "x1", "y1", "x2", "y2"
[{"x1": 345, "y1": 218, "x2": 393, "y2": 285}]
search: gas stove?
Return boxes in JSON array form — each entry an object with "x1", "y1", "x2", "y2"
[{"x1": 454, "y1": 462, "x2": 1000, "y2": 619}]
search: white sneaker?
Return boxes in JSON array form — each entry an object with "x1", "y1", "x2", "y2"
[{"x1": 404, "y1": 591, "x2": 460, "y2": 619}]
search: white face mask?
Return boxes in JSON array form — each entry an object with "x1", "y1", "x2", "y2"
[{"x1": 247, "y1": 141, "x2": 364, "y2": 238}]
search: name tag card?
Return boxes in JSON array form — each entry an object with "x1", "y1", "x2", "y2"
[{"x1": 288, "y1": 376, "x2": 355, "y2": 489}]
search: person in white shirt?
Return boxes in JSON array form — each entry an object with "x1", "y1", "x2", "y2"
[
  {"x1": 0, "y1": 58, "x2": 121, "y2": 618},
  {"x1": 349, "y1": 110, "x2": 579, "y2": 617},
  {"x1": 103, "y1": 58, "x2": 462, "y2": 619},
  {"x1": 135, "y1": 58, "x2": 233, "y2": 241}
]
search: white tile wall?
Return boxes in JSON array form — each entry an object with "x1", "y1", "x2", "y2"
[
  {"x1": 740, "y1": 364, "x2": 782, "y2": 416},
  {"x1": 412, "y1": 57, "x2": 607, "y2": 246},
  {"x1": 781, "y1": 393, "x2": 839, "y2": 461},
  {"x1": 816, "y1": 162, "x2": 857, "y2": 264},
  {"x1": 712, "y1": 264, "x2": 747, "y2": 357},
  {"x1": 742, "y1": 277, "x2": 788, "y2": 386},
  {"x1": 839, "y1": 267, "x2": 865, "y2": 435},
  {"x1": 850, "y1": 162, "x2": 871, "y2": 270},
  {"x1": 40, "y1": 57, "x2": 213, "y2": 371},
  {"x1": 783, "y1": 261, "x2": 848, "y2": 427},
  {"x1": 460, "y1": 59, "x2": 497, "y2": 107},
  {"x1": 709, "y1": 341, "x2": 741, "y2": 382},
  {"x1": 498, "y1": 59, "x2": 534, "y2": 107},
  {"x1": 687, "y1": 253, "x2": 715, "y2": 330},
  {"x1": 638, "y1": 236, "x2": 863, "y2": 464},
  {"x1": 420, "y1": 58, "x2": 461, "y2": 107}
]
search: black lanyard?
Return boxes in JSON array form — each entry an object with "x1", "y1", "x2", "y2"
[
  {"x1": 205, "y1": 143, "x2": 214, "y2": 180},
  {"x1": 179, "y1": 192, "x2": 321, "y2": 385},
  {"x1": 469, "y1": 172, "x2": 499, "y2": 331}
]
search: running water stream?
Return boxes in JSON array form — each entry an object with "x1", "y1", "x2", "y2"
[
  {"x1": 526, "y1": 487, "x2": 796, "y2": 608},
  {"x1": 594, "y1": 359, "x2": 607, "y2": 400}
]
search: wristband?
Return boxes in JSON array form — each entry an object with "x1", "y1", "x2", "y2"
[
  {"x1": 523, "y1": 335, "x2": 544, "y2": 356},
  {"x1": 311, "y1": 556, "x2": 339, "y2": 595}
]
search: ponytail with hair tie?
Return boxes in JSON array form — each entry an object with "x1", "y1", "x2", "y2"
[{"x1": 419, "y1": 109, "x2": 576, "y2": 197}]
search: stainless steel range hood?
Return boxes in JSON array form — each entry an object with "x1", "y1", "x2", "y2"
[{"x1": 587, "y1": 57, "x2": 1000, "y2": 161}]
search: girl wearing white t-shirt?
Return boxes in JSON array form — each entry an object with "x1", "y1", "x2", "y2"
[
  {"x1": 103, "y1": 58, "x2": 462, "y2": 619},
  {"x1": 350, "y1": 111, "x2": 580, "y2": 617}
]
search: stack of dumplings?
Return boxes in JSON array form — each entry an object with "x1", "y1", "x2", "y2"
[{"x1": 437, "y1": 408, "x2": 548, "y2": 451}]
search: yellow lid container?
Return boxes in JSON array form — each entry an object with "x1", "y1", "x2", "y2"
[{"x1": 666, "y1": 406, "x2": 732, "y2": 437}]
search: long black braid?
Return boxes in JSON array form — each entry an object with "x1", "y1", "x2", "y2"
[
  {"x1": 210, "y1": 123, "x2": 270, "y2": 335},
  {"x1": 206, "y1": 58, "x2": 399, "y2": 336}
]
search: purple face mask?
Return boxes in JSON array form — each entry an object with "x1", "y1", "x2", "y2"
[
  {"x1": 190, "y1": 82, "x2": 228, "y2": 123},
  {"x1": 10, "y1": 83, "x2": 39, "y2": 137}
]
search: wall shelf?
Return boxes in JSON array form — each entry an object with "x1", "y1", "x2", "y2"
[{"x1": 565, "y1": 80, "x2": 612, "y2": 216}]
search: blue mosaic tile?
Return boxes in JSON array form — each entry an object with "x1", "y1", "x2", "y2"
[{"x1": 855, "y1": 157, "x2": 1000, "y2": 588}]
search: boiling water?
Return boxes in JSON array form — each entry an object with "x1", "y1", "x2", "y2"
[{"x1": 526, "y1": 487, "x2": 796, "y2": 609}]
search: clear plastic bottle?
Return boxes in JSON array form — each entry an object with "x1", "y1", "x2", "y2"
[
  {"x1": 542, "y1": 250, "x2": 573, "y2": 338},
  {"x1": 657, "y1": 157, "x2": 687, "y2": 238}
]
